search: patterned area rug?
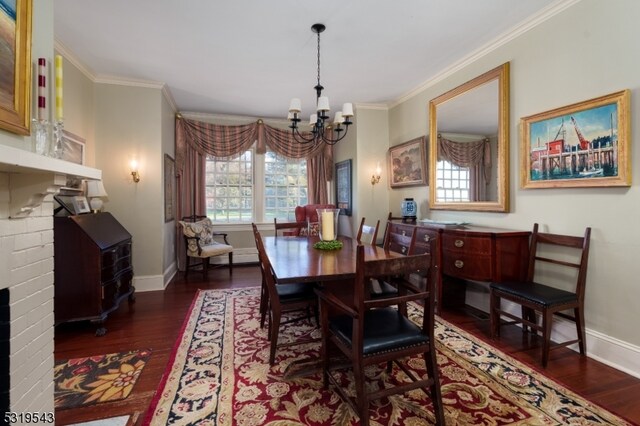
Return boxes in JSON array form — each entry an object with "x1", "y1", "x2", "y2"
[
  {"x1": 144, "y1": 288, "x2": 631, "y2": 425},
  {"x1": 55, "y1": 349, "x2": 151, "y2": 409}
]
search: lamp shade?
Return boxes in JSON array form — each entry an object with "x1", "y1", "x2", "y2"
[{"x1": 86, "y1": 180, "x2": 108, "y2": 197}]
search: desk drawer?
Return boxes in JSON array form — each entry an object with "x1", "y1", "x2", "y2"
[
  {"x1": 442, "y1": 234, "x2": 491, "y2": 254},
  {"x1": 443, "y1": 253, "x2": 492, "y2": 281}
]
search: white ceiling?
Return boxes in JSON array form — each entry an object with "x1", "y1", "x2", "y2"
[{"x1": 54, "y1": 0, "x2": 569, "y2": 120}]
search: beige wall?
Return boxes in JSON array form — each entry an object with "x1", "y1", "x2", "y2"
[
  {"x1": 162, "y1": 93, "x2": 176, "y2": 280},
  {"x1": 94, "y1": 85, "x2": 165, "y2": 284},
  {"x1": 389, "y1": 0, "x2": 640, "y2": 349}
]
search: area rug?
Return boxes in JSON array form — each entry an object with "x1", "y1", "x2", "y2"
[
  {"x1": 55, "y1": 349, "x2": 151, "y2": 409},
  {"x1": 143, "y1": 288, "x2": 631, "y2": 425}
]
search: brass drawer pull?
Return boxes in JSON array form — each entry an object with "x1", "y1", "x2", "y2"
[
  {"x1": 424, "y1": 235, "x2": 430, "y2": 242},
  {"x1": 401, "y1": 246, "x2": 407, "y2": 254},
  {"x1": 454, "y1": 260, "x2": 464, "y2": 268},
  {"x1": 454, "y1": 239, "x2": 464, "y2": 248}
]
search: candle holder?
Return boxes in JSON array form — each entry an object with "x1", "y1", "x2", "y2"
[
  {"x1": 317, "y1": 208, "x2": 341, "y2": 242},
  {"x1": 51, "y1": 120, "x2": 65, "y2": 159},
  {"x1": 31, "y1": 119, "x2": 51, "y2": 156}
]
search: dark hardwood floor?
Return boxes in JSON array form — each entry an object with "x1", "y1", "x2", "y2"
[{"x1": 54, "y1": 265, "x2": 640, "y2": 425}]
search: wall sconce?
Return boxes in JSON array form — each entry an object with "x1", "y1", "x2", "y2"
[
  {"x1": 130, "y1": 159, "x2": 140, "y2": 183},
  {"x1": 371, "y1": 162, "x2": 382, "y2": 185}
]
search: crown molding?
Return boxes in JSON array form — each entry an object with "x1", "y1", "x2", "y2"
[
  {"x1": 354, "y1": 103, "x2": 389, "y2": 111},
  {"x1": 54, "y1": 38, "x2": 96, "y2": 81},
  {"x1": 54, "y1": 38, "x2": 179, "y2": 112},
  {"x1": 389, "y1": 0, "x2": 582, "y2": 108}
]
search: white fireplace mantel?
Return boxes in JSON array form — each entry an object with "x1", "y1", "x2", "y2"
[{"x1": 0, "y1": 144, "x2": 101, "y2": 218}]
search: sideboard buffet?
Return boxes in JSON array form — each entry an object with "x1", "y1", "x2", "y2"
[{"x1": 386, "y1": 220, "x2": 530, "y2": 313}]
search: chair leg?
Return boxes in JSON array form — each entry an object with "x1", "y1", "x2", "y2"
[
  {"x1": 228, "y1": 252, "x2": 233, "y2": 275},
  {"x1": 202, "y1": 258, "x2": 209, "y2": 279},
  {"x1": 523, "y1": 307, "x2": 537, "y2": 335},
  {"x1": 269, "y1": 311, "x2": 281, "y2": 365},
  {"x1": 353, "y1": 363, "x2": 369, "y2": 426},
  {"x1": 259, "y1": 280, "x2": 268, "y2": 329},
  {"x1": 541, "y1": 310, "x2": 553, "y2": 367},
  {"x1": 185, "y1": 256, "x2": 191, "y2": 277},
  {"x1": 489, "y1": 291, "x2": 500, "y2": 339},
  {"x1": 423, "y1": 351, "x2": 445, "y2": 426},
  {"x1": 575, "y1": 306, "x2": 587, "y2": 355}
]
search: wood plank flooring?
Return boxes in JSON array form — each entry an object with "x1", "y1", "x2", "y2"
[{"x1": 54, "y1": 265, "x2": 640, "y2": 425}]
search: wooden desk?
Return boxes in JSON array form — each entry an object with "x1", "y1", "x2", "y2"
[
  {"x1": 386, "y1": 222, "x2": 530, "y2": 310},
  {"x1": 262, "y1": 235, "x2": 404, "y2": 284}
]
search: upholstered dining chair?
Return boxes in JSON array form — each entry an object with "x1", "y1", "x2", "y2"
[
  {"x1": 294, "y1": 203, "x2": 336, "y2": 236},
  {"x1": 355, "y1": 217, "x2": 380, "y2": 245},
  {"x1": 179, "y1": 215, "x2": 233, "y2": 279},
  {"x1": 252, "y1": 224, "x2": 318, "y2": 364},
  {"x1": 490, "y1": 223, "x2": 592, "y2": 367},
  {"x1": 315, "y1": 243, "x2": 445, "y2": 426}
]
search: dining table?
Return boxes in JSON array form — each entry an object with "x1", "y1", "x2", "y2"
[{"x1": 261, "y1": 234, "x2": 406, "y2": 284}]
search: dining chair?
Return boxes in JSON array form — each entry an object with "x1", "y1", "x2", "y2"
[
  {"x1": 274, "y1": 218, "x2": 308, "y2": 236},
  {"x1": 355, "y1": 217, "x2": 380, "y2": 245},
  {"x1": 369, "y1": 219, "x2": 419, "y2": 300},
  {"x1": 252, "y1": 223, "x2": 318, "y2": 364},
  {"x1": 179, "y1": 215, "x2": 233, "y2": 279},
  {"x1": 315, "y1": 243, "x2": 445, "y2": 426},
  {"x1": 490, "y1": 223, "x2": 592, "y2": 367}
]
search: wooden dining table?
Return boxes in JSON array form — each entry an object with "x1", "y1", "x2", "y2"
[{"x1": 262, "y1": 234, "x2": 405, "y2": 284}]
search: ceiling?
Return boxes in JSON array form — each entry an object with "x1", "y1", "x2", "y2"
[{"x1": 54, "y1": 0, "x2": 567, "y2": 121}]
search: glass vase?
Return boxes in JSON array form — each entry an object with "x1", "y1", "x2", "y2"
[{"x1": 316, "y1": 208, "x2": 340, "y2": 241}]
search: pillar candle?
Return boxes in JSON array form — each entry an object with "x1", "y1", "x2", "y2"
[
  {"x1": 321, "y1": 211, "x2": 334, "y2": 241},
  {"x1": 55, "y1": 55, "x2": 63, "y2": 122},
  {"x1": 37, "y1": 58, "x2": 46, "y2": 121}
]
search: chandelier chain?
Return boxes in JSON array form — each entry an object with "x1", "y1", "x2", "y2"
[{"x1": 316, "y1": 31, "x2": 321, "y2": 90}]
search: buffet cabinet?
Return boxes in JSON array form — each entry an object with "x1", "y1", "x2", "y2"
[
  {"x1": 386, "y1": 221, "x2": 530, "y2": 312},
  {"x1": 54, "y1": 212, "x2": 135, "y2": 335}
]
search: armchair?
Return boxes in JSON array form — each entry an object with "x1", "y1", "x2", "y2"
[
  {"x1": 179, "y1": 216, "x2": 233, "y2": 279},
  {"x1": 294, "y1": 204, "x2": 336, "y2": 236}
]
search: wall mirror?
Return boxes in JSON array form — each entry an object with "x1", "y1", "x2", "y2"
[{"x1": 428, "y1": 62, "x2": 510, "y2": 212}]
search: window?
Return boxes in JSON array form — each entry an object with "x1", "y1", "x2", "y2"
[
  {"x1": 264, "y1": 151, "x2": 308, "y2": 221},
  {"x1": 435, "y1": 160, "x2": 470, "y2": 202},
  {"x1": 205, "y1": 151, "x2": 253, "y2": 223},
  {"x1": 205, "y1": 148, "x2": 308, "y2": 223}
]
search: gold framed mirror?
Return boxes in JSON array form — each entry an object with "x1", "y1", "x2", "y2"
[{"x1": 428, "y1": 62, "x2": 510, "y2": 212}]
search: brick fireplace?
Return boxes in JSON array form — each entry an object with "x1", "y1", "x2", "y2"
[{"x1": 0, "y1": 144, "x2": 100, "y2": 415}]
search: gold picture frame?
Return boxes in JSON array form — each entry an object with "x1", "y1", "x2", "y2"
[
  {"x1": 388, "y1": 136, "x2": 428, "y2": 188},
  {"x1": 0, "y1": 0, "x2": 32, "y2": 135},
  {"x1": 521, "y1": 90, "x2": 630, "y2": 189}
]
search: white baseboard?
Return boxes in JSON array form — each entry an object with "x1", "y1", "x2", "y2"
[
  {"x1": 498, "y1": 299, "x2": 640, "y2": 379},
  {"x1": 132, "y1": 274, "x2": 165, "y2": 292},
  {"x1": 164, "y1": 261, "x2": 177, "y2": 288}
]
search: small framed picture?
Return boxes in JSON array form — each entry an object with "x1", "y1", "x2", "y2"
[
  {"x1": 335, "y1": 159, "x2": 352, "y2": 216},
  {"x1": 72, "y1": 196, "x2": 91, "y2": 214},
  {"x1": 60, "y1": 130, "x2": 86, "y2": 165},
  {"x1": 388, "y1": 136, "x2": 428, "y2": 188}
]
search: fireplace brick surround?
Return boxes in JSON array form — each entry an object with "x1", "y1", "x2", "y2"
[{"x1": 0, "y1": 145, "x2": 100, "y2": 417}]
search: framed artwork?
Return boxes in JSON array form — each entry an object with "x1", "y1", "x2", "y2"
[
  {"x1": 0, "y1": 0, "x2": 32, "y2": 135},
  {"x1": 164, "y1": 154, "x2": 175, "y2": 222},
  {"x1": 521, "y1": 90, "x2": 630, "y2": 189},
  {"x1": 335, "y1": 159, "x2": 352, "y2": 216},
  {"x1": 72, "y1": 196, "x2": 90, "y2": 214},
  {"x1": 388, "y1": 136, "x2": 428, "y2": 188},
  {"x1": 60, "y1": 130, "x2": 86, "y2": 165}
]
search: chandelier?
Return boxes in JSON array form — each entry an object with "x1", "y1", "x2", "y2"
[{"x1": 288, "y1": 23, "x2": 353, "y2": 145}]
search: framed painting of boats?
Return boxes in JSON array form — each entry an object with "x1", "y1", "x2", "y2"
[{"x1": 520, "y1": 90, "x2": 630, "y2": 189}]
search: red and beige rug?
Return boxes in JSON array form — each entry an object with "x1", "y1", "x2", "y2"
[
  {"x1": 55, "y1": 349, "x2": 151, "y2": 409},
  {"x1": 144, "y1": 288, "x2": 631, "y2": 425}
]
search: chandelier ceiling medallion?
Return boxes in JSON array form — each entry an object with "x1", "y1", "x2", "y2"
[{"x1": 288, "y1": 23, "x2": 353, "y2": 145}]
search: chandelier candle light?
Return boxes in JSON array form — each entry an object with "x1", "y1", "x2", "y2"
[{"x1": 288, "y1": 24, "x2": 353, "y2": 145}]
